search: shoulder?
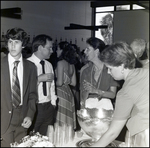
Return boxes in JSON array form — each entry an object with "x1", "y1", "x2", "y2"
[
  {"x1": 1, "y1": 56, "x2": 8, "y2": 69},
  {"x1": 128, "y1": 68, "x2": 149, "y2": 81},
  {"x1": 23, "y1": 58, "x2": 36, "y2": 69},
  {"x1": 80, "y1": 63, "x2": 91, "y2": 75},
  {"x1": 1, "y1": 55, "x2": 7, "y2": 63},
  {"x1": 27, "y1": 54, "x2": 34, "y2": 61},
  {"x1": 57, "y1": 60, "x2": 66, "y2": 66},
  {"x1": 128, "y1": 68, "x2": 149, "y2": 87}
]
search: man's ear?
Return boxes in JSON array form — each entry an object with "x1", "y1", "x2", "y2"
[
  {"x1": 95, "y1": 48, "x2": 99, "y2": 55},
  {"x1": 38, "y1": 45, "x2": 43, "y2": 51},
  {"x1": 121, "y1": 63, "x2": 125, "y2": 71}
]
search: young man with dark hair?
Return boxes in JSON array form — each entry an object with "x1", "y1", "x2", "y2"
[{"x1": 1, "y1": 27, "x2": 38, "y2": 147}]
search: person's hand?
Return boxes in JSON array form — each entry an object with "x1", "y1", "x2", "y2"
[
  {"x1": 51, "y1": 100, "x2": 56, "y2": 106},
  {"x1": 81, "y1": 142, "x2": 91, "y2": 147},
  {"x1": 77, "y1": 130, "x2": 83, "y2": 138},
  {"x1": 83, "y1": 80, "x2": 96, "y2": 93},
  {"x1": 21, "y1": 117, "x2": 32, "y2": 128},
  {"x1": 38, "y1": 73, "x2": 54, "y2": 83},
  {"x1": 47, "y1": 95, "x2": 57, "y2": 106},
  {"x1": 80, "y1": 101, "x2": 85, "y2": 109}
]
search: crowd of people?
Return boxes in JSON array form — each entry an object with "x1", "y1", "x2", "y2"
[{"x1": 1, "y1": 27, "x2": 149, "y2": 147}]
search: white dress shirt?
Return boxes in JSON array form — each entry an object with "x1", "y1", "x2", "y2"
[
  {"x1": 8, "y1": 53, "x2": 23, "y2": 105},
  {"x1": 27, "y1": 54, "x2": 57, "y2": 105}
]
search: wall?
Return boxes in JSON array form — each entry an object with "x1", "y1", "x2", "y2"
[
  {"x1": 113, "y1": 9, "x2": 149, "y2": 44},
  {"x1": 1, "y1": 1, "x2": 149, "y2": 49},
  {"x1": 1, "y1": 1, "x2": 92, "y2": 50}
]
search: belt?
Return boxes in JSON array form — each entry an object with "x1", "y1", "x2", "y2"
[{"x1": 38, "y1": 101, "x2": 51, "y2": 106}]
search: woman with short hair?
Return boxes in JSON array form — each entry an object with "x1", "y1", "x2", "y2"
[{"x1": 90, "y1": 41, "x2": 149, "y2": 147}]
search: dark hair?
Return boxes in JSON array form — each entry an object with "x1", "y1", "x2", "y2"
[
  {"x1": 5, "y1": 27, "x2": 29, "y2": 47},
  {"x1": 58, "y1": 41, "x2": 69, "y2": 50},
  {"x1": 57, "y1": 41, "x2": 69, "y2": 60},
  {"x1": 100, "y1": 41, "x2": 136, "y2": 69},
  {"x1": 59, "y1": 43, "x2": 77, "y2": 64},
  {"x1": 86, "y1": 37, "x2": 106, "y2": 53},
  {"x1": 71, "y1": 44, "x2": 78, "y2": 51},
  {"x1": 32, "y1": 34, "x2": 52, "y2": 52}
]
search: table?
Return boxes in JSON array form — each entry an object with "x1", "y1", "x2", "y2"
[
  {"x1": 61, "y1": 131, "x2": 90, "y2": 147},
  {"x1": 55, "y1": 131, "x2": 122, "y2": 147},
  {"x1": 47, "y1": 125, "x2": 122, "y2": 147}
]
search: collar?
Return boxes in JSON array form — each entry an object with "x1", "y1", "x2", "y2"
[
  {"x1": 8, "y1": 53, "x2": 23, "y2": 66},
  {"x1": 32, "y1": 53, "x2": 43, "y2": 64}
]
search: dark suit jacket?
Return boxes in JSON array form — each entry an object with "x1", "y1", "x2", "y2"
[{"x1": 1, "y1": 56, "x2": 38, "y2": 135}]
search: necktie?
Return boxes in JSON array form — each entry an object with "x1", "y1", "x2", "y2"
[
  {"x1": 40, "y1": 60, "x2": 47, "y2": 96},
  {"x1": 12, "y1": 61, "x2": 21, "y2": 108}
]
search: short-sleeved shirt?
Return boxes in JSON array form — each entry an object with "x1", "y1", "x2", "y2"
[
  {"x1": 27, "y1": 54, "x2": 57, "y2": 103},
  {"x1": 80, "y1": 62, "x2": 119, "y2": 102},
  {"x1": 113, "y1": 68, "x2": 149, "y2": 136}
]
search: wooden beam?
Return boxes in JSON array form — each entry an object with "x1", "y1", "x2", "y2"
[
  {"x1": 1, "y1": 7, "x2": 22, "y2": 19},
  {"x1": 90, "y1": 1, "x2": 132, "y2": 8},
  {"x1": 64, "y1": 23, "x2": 108, "y2": 30}
]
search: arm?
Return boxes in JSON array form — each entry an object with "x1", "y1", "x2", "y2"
[
  {"x1": 38, "y1": 73, "x2": 54, "y2": 83},
  {"x1": 80, "y1": 74, "x2": 89, "y2": 108},
  {"x1": 49, "y1": 66, "x2": 57, "y2": 106},
  {"x1": 55, "y1": 61, "x2": 64, "y2": 86},
  {"x1": 22, "y1": 63, "x2": 38, "y2": 128},
  {"x1": 96, "y1": 86, "x2": 117, "y2": 99},
  {"x1": 49, "y1": 80, "x2": 57, "y2": 106},
  {"x1": 91, "y1": 88, "x2": 134, "y2": 147},
  {"x1": 83, "y1": 80, "x2": 117, "y2": 99},
  {"x1": 90, "y1": 119, "x2": 127, "y2": 147},
  {"x1": 70, "y1": 65, "x2": 76, "y2": 86}
]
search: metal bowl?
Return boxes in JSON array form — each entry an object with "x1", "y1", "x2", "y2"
[{"x1": 77, "y1": 107, "x2": 114, "y2": 141}]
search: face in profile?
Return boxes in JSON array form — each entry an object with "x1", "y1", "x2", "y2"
[
  {"x1": 56, "y1": 46, "x2": 63, "y2": 58},
  {"x1": 42, "y1": 40, "x2": 53, "y2": 59},
  {"x1": 106, "y1": 64, "x2": 124, "y2": 81},
  {"x1": 84, "y1": 44, "x2": 96, "y2": 62},
  {"x1": 7, "y1": 38, "x2": 23, "y2": 59}
]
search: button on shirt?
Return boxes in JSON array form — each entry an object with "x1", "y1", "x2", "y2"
[
  {"x1": 8, "y1": 53, "x2": 23, "y2": 105},
  {"x1": 27, "y1": 54, "x2": 57, "y2": 104}
]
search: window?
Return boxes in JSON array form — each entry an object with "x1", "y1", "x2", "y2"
[
  {"x1": 133, "y1": 4, "x2": 145, "y2": 10},
  {"x1": 116, "y1": 5, "x2": 130, "y2": 10},
  {"x1": 95, "y1": 12, "x2": 113, "y2": 45},
  {"x1": 96, "y1": 6, "x2": 114, "y2": 12},
  {"x1": 94, "y1": 2, "x2": 146, "y2": 44}
]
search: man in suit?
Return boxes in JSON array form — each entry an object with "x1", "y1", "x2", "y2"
[
  {"x1": 27, "y1": 34, "x2": 57, "y2": 136},
  {"x1": 1, "y1": 27, "x2": 38, "y2": 147}
]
